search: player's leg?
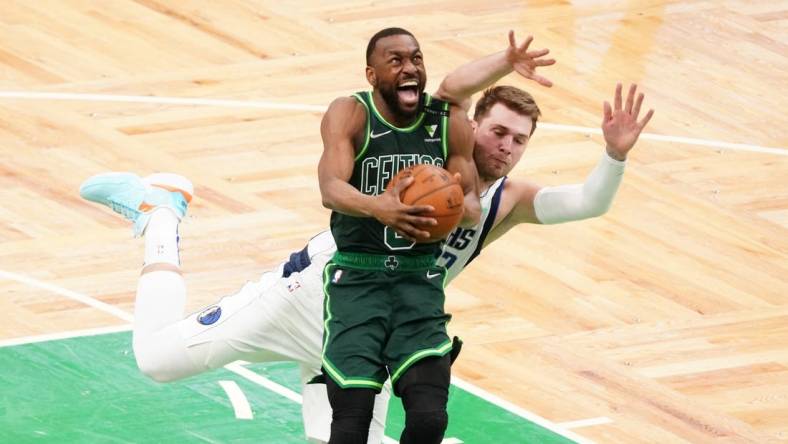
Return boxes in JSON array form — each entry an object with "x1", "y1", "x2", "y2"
[
  {"x1": 322, "y1": 264, "x2": 391, "y2": 443},
  {"x1": 301, "y1": 364, "x2": 392, "y2": 444},
  {"x1": 80, "y1": 172, "x2": 195, "y2": 381},
  {"x1": 394, "y1": 355, "x2": 451, "y2": 444},
  {"x1": 80, "y1": 172, "x2": 327, "y2": 382},
  {"x1": 385, "y1": 266, "x2": 453, "y2": 444}
]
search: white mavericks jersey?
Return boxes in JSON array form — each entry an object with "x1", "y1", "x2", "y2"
[{"x1": 436, "y1": 177, "x2": 506, "y2": 283}]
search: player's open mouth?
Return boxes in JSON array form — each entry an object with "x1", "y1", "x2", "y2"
[{"x1": 397, "y1": 80, "x2": 419, "y2": 107}]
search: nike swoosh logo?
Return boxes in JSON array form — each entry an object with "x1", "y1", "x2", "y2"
[
  {"x1": 426, "y1": 271, "x2": 442, "y2": 279},
  {"x1": 370, "y1": 130, "x2": 392, "y2": 139}
]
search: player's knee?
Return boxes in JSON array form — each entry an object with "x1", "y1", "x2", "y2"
[
  {"x1": 133, "y1": 339, "x2": 195, "y2": 383},
  {"x1": 401, "y1": 409, "x2": 448, "y2": 444},
  {"x1": 134, "y1": 349, "x2": 179, "y2": 382}
]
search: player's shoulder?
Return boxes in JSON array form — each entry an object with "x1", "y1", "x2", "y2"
[
  {"x1": 323, "y1": 96, "x2": 368, "y2": 133},
  {"x1": 327, "y1": 96, "x2": 366, "y2": 113}
]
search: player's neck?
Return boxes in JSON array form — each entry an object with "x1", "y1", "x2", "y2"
[
  {"x1": 371, "y1": 91, "x2": 417, "y2": 128},
  {"x1": 479, "y1": 175, "x2": 496, "y2": 194}
]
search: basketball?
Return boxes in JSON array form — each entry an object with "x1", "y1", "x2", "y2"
[{"x1": 387, "y1": 164, "x2": 465, "y2": 242}]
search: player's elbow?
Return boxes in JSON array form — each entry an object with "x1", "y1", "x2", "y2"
[
  {"x1": 583, "y1": 200, "x2": 613, "y2": 219},
  {"x1": 321, "y1": 193, "x2": 338, "y2": 211}
]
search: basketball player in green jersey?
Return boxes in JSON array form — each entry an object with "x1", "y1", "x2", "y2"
[{"x1": 317, "y1": 28, "x2": 481, "y2": 444}]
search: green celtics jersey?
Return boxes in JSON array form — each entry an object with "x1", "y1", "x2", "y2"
[{"x1": 330, "y1": 91, "x2": 451, "y2": 256}]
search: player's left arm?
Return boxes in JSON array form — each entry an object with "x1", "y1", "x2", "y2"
[
  {"x1": 434, "y1": 30, "x2": 555, "y2": 112},
  {"x1": 445, "y1": 104, "x2": 481, "y2": 227},
  {"x1": 503, "y1": 83, "x2": 655, "y2": 226}
]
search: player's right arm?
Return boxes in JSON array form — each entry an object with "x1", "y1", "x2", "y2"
[
  {"x1": 485, "y1": 83, "x2": 655, "y2": 243},
  {"x1": 318, "y1": 97, "x2": 436, "y2": 242},
  {"x1": 434, "y1": 30, "x2": 555, "y2": 111}
]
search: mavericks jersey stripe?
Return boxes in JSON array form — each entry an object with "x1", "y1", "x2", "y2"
[
  {"x1": 465, "y1": 177, "x2": 506, "y2": 267},
  {"x1": 438, "y1": 177, "x2": 506, "y2": 284}
]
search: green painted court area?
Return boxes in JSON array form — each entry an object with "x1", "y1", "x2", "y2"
[{"x1": 0, "y1": 332, "x2": 576, "y2": 443}]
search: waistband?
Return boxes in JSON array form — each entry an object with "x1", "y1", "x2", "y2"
[{"x1": 332, "y1": 251, "x2": 436, "y2": 272}]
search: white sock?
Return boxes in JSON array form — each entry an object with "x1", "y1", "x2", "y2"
[{"x1": 143, "y1": 208, "x2": 181, "y2": 267}]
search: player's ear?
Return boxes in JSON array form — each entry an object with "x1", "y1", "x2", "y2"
[
  {"x1": 470, "y1": 119, "x2": 478, "y2": 132},
  {"x1": 366, "y1": 66, "x2": 377, "y2": 87}
]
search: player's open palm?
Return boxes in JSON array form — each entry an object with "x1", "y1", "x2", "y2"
[
  {"x1": 505, "y1": 30, "x2": 556, "y2": 88},
  {"x1": 602, "y1": 83, "x2": 654, "y2": 160}
]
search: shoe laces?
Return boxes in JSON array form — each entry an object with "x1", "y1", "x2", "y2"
[{"x1": 108, "y1": 200, "x2": 140, "y2": 221}]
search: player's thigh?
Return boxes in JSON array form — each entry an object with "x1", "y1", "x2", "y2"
[
  {"x1": 385, "y1": 267, "x2": 451, "y2": 387},
  {"x1": 322, "y1": 264, "x2": 389, "y2": 388},
  {"x1": 180, "y1": 270, "x2": 324, "y2": 366}
]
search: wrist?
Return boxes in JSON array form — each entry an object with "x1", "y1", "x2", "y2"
[{"x1": 605, "y1": 146, "x2": 627, "y2": 163}]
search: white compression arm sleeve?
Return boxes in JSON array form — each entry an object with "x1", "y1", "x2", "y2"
[{"x1": 533, "y1": 152, "x2": 626, "y2": 224}]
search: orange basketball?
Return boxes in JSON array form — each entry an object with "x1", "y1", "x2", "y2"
[{"x1": 387, "y1": 164, "x2": 464, "y2": 242}]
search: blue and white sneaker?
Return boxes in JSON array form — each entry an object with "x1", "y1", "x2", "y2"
[{"x1": 80, "y1": 172, "x2": 193, "y2": 237}]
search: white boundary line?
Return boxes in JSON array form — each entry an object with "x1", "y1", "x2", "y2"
[
  {"x1": 0, "y1": 269, "x2": 134, "y2": 322},
  {"x1": 556, "y1": 417, "x2": 614, "y2": 429},
  {"x1": 1, "y1": 270, "x2": 597, "y2": 443},
  {"x1": 0, "y1": 324, "x2": 132, "y2": 348},
  {"x1": 0, "y1": 91, "x2": 785, "y2": 156},
  {"x1": 452, "y1": 376, "x2": 596, "y2": 444},
  {"x1": 223, "y1": 361, "x2": 303, "y2": 404},
  {"x1": 218, "y1": 380, "x2": 254, "y2": 420}
]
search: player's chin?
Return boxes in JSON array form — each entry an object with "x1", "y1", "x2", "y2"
[{"x1": 397, "y1": 100, "x2": 420, "y2": 117}]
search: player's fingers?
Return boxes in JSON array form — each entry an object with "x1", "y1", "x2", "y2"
[
  {"x1": 603, "y1": 101, "x2": 612, "y2": 123},
  {"x1": 614, "y1": 83, "x2": 623, "y2": 111},
  {"x1": 638, "y1": 109, "x2": 655, "y2": 129},
  {"x1": 508, "y1": 30, "x2": 516, "y2": 48},
  {"x1": 391, "y1": 176, "x2": 414, "y2": 194},
  {"x1": 452, "y1": 172, "x2": 462, "y2": 183},
  {"x1": 520, "y1": 35, "x2": 533, "y2": 52},
  {"x1": 533, "y1": 74, "x2": 553, "y2": 87},
  {"x1": 399, "y1": 223, "x2": 430, "y2": 240},
  {"x1": 534, "y1": 58, "x2": 556, "y2": 67},
  {"x1": 407, "y1": 215, "x2": 438, "y2": 226},
  {"x1": 625, "y1": 84, "x2": 636, "y2": 114},
  {"x1": 632, "y1": 92, "x2": 644, "y2": 119},
  {"x1": 526, "y1": 48, "x2": 550, "y2": 59},
  {"x1": 405, "y1": 204, "x2": 436, "y2": 214}
]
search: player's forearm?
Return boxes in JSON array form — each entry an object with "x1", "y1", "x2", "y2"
[
  {"x1": 437, "y1": 51, "x2": 512, "y2": 104},
  {"x1": 533, "y1": 152, "x2": 626, "y2": 224},
  {"x1": 320, "y1": 178, "x2": 379, "y2": 218}
]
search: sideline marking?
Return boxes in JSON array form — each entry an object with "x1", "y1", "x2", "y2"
[
  {"x1": 218, "y1": 380, "x2": 254, "y2": 420},
  {"x1": 556, "y1": 417, "x2": 614, "y2": 429}
]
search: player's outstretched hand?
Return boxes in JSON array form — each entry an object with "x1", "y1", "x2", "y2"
[
  {"x1": 505, "y1": 30, "x2": 556, "y2": 88},
  {"x1": 373, "y1": 176, "x2": 437, "y2": 242},
  {"x1": 602, "y1": 83, "x2": 655, "y2": 161}
]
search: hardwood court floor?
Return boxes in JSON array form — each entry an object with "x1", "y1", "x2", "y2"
[{"x1": 1, "y1": 1, "x2": 786, "y2": 442}]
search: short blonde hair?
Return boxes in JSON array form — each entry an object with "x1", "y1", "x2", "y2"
[{"x1": 473, "y1": 86, "x2": 541, "y2": 135}]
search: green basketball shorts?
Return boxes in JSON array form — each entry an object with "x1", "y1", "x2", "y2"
[{"x1": 321, "y1": 251, "x2": 453, "y2": 392}]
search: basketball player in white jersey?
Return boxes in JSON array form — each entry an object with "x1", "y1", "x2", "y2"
[{"x1": 80, "y1": 32, "x2": 652, "y2": 443}]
